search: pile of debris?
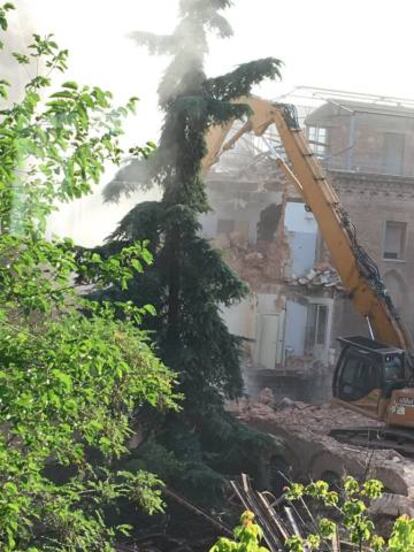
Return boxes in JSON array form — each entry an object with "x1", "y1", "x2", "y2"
[
  {"x1": 228, "y1": 391, "x2": 414, "y2": 518},
  {"x1": 231, "y1": 470, "x2": 407, "y2": 551},
  {"x1": 231, "y1": 473, "x2": 342, "y2": 551},
  {"x1": 287, "y1": 262, "x2": 344, "y2": 292},
  {"x1": 215, "y1": 232, "x2": 289, "y2": 289}
]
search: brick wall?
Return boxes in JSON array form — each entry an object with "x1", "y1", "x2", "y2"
[
  {"x1": 328, "y1": 171, "x2": 414, "y2": 343},
  {"x1": 307, "y1": 102, "x2": 414, "y2": 176}
]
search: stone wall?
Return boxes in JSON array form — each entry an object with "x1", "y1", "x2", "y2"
[
  {"x1": 329, "y1": 170, "x2": 414, "y2": 341},
  {"x1": 203, "y1": 104, "x2": 414, "y2": 398},
  {"x1": 307, "y1": 101, "x2": 414, "y2": 176}
]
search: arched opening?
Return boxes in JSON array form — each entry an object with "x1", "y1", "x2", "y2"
[{"x1": 383, "y1": 270, "x2": 407, "y2": 314}]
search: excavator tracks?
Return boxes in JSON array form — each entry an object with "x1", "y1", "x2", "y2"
[
  {"x1": 229, "y1": 397, "x2": 414, "y2": 518},
  {"x1": 329, "y1": 427, "x2": 414, "y2": 458}
]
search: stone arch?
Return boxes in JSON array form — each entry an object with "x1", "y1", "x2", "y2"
[{"x1": 383, "y1": 270, "x2": 408, "y2": 313}]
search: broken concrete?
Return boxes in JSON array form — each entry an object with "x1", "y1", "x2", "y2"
[
  {"x1": 287, "y1": 262, "x2": 344, "y2": 293},
  {"x1": 202, "y1": 92, "x2": 414, "y2": 396},
  {"x1": 228, "y1": 392, "x2": 414, "y2": 516},
  {"x1": 203, "y1": 156, "x2": 336, "y2": 381}
]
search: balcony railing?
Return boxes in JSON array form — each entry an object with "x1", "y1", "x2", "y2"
[{"x1": 315, "y1": 150, "x2": 414, "y2": 178}]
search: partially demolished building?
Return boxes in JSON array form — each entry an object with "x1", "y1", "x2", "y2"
[{"x1": 202, "y1": 89, "x2": 414, "y2": 398}]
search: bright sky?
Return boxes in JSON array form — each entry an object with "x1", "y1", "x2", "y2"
[{"x1": 10, "y1": 0, "x2": 414, "y2": 244}]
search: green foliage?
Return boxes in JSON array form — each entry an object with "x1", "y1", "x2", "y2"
[
  {"x1": 0, "y1": 1, "x2": 13, "y2": 33},
  {"x1": 0, "y1": 9, "x2": 178, "y2": 551},
  {"x1": 387, "y1": 516, "x2": 414, "y2": 552},
  {"x1": 213, "y1": 479, "x2": 414, "y2": 552},
  {"x1": 97, "y1": 0, "x2": 283, "y2": 506},
  {"x1": 210, "y1": 511, "x2": 269, "y2": 552},
  {"x1": 283, "y1": 476, "x2": 414, "y2": 552},
  {"x1": 204, "y1": 58, "x2": 282, "y2": 101},
  {"x1": 0, "y1": 28, "x2": 140, "y2": 237}
]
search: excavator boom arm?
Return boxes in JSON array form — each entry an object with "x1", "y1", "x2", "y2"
[{"x1": 203, "y1": 96, "x2": 413, "y2": 351}]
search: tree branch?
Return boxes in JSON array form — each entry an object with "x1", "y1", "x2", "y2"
[
  {"x1": 129, "y1": 31, "x2": 176, "y2": 55},
  {"x1": 204, "y1": 57, "x2": 283, "y2": 101}
]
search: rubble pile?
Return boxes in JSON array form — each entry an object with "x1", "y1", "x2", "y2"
[
  {"x1": 253, "y1": 396, "x2": 381, "y2": 434},
  {"x1": 232, "y1": 387, "x2": 382, "y2": 435},
  {"x1": 216, "y1": 231, "x2": 290, "y2": 290},
  {"x1": 287, "y1": 262, "x2": 344, "y2": 292},
  {"x1": 228, "y1": 390, "x2": 414, "y2": 517}
]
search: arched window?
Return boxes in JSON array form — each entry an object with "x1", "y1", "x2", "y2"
[{"x1": 383, "y1": 270, "x2": 407, "y2": 313}]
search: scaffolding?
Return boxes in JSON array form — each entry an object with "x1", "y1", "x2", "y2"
[{"x1": 210, "y1": 86, "x2": 414, "y2": 179}]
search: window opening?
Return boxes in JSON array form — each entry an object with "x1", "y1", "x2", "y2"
[{"x1": 383, "y1": 221, "x2": 407, "y2": 260}]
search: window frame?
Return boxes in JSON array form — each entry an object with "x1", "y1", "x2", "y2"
[
  {"x1": 382, "y1": 132, "x2": 405, "y2": 176},
  {"x1": 305, "y1": 303, "x2": 329, "y2": 350},
  {"x1": 382, "y1": 220, "x2": 407, "y2": 262},
  {"x1": 336, "y1": 351, "x2": 381, "y2": 401},
  {"x1": 307, "y1": 125, "x2": 328, "y2": 158}
]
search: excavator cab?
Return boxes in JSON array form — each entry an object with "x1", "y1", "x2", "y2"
[{"x1": 332, "y1": 336, "x2": 408, "y2": 420}]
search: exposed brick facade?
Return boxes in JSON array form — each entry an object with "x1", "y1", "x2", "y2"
[
  {"x1": 306, "y1": 99, "x2": 414, "y2": 347},
  {"x1": 202, "y1": 98, "x2": 414, "y2": 396},
  {"x1": 327, "y1": 170, "x2": 414, "y2": 344},
  {"x1": 307, "y1": 101, "x2": 414, "y2": 176}
]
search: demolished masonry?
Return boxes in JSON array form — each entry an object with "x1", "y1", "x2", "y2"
[{"x1": 201, "y1": 89, "x2": 414, "y2": 401}]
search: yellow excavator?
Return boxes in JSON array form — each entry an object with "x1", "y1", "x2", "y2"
[{"x1": 203, "y1": 96, "x2": 414, "y2": 453}]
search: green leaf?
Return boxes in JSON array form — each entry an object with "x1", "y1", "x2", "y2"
[
  {"x1": 62, "y1": 80, "x2": 79, "y2": 90},
  {"x1": 12, "y1": 52, "x2": 29, "y2": 64},
  {"x1": 143, "y1": 304, "x2": 156, "y2": 316},
  {"x1": 52, "y1": 369, "x2": 73, "y2": 390},
  {"x1": 49, "y1": 90, "x2": 76, "y2": 99}
]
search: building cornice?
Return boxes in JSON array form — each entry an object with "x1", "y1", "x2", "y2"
[{"x1": 329, "y1": 170, "x2": 414, "y2": 199}]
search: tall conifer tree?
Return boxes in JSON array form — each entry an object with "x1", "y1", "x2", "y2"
[{"x1": 100, "y1": 0, "x2": 282, "y2": 500}]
